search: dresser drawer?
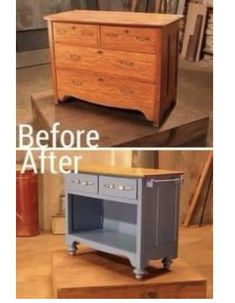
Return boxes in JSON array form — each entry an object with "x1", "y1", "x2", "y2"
[
  {"x1": 55, "y1": 44, "x2": 155, "y2": 83},
  {"x1": 53, "y1": 22, "x2": 98, "y2": 47},
  {"x1": 66, "y1": 173, "x2": 98, "y2": 194},
  {"x1": 99, "y1": 176, "x2": 137, "y2": 200},
  {"x1": 100, "y1": 26, "x2": 157, "y2": 54},
  {"x1": 57, "y1": 69, "x2": 155, "y2": 119}
]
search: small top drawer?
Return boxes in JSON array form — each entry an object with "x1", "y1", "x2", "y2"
[
  {"x1": 99, "y1": 176, "x2": 137, "y2": 200},
  {"x1": 100, "y1": 25, "x2": 157, "y2": 54},
  {"x1": 53, "y1": 22, "x2": 98, "y2": 47},
  {"x1": 66, "y1": 173, "x2": 98, "y2": 194}
]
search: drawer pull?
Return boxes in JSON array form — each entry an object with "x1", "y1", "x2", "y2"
[
  {"x1": 143, "y1": 291, "x2": 157, "y2": 298},
  {"x1": 71, "y1": 79, "x2": 83, "y2": 86},
  {"x1": 97, "y1": 50, "x2": 103, "y2": 54},
  {"x1": 118, "y1": 185, "x2": 133, "y2": 191},
  {"x1": 81, "y1": 181, "x2": 94, "y2": 186},
  {"x1": 118, "y1": 59, "x2": 134, "y2": 67},
  {"x1": 70, "y1": 54, "x2": 81, "y2": 61},
  {"x1": 72, "y1": 179, "x2": 80, "y2": 184},
  {"x1": 104, "y1": 184, "x2": 115, "y2": 189},
  {"x1": 105, "y1": 32, "x2": 118, "y2": 38}
]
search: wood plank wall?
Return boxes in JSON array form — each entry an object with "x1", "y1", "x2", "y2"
[{"x1": 158, "y1": 151, "x2": 213, "y2": 225}]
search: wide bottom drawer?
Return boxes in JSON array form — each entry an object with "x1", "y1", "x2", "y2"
[{"x1": 57, "y1": 69, "x2": 155, "y2": 120}]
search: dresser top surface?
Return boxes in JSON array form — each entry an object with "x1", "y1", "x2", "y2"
[
  {"x1": 70, "y1": 165, "x2": 183, "y2": 178},
  {"x1": 44, "y1": 10, "x2": 183, "y2": 27}
]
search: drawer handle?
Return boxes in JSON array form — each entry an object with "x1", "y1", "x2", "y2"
[
  {"x1": 81, "y1": 181, "x2": 94, "y2": 186},
  {"x1": 143, "y1": 292, "x2": 157, "y2": 298},
  {"x1": 104, "y1": 184, "x2": 115, "y2": 189},
  {"x1": 97, "y1": 50, "x2": 103, "y2": 54},
  {"x1": 70, "y1": 54, "x2": 81, "y2": 61},
  {"x1": 118, "y1": 59, "x2": 134, "y2": 67},
  {"x1": 71, "y1": 79, "x2": 83, "y2": 86},
  {"x1": 72, "y1": 179, "x2": 80, "y2": 184},
  {"x1": 105, "y1": 32, "x2": 118, "y2": 38},
  {"x1": 118, "y1": 185, "x2": 133, "y2": 191}
]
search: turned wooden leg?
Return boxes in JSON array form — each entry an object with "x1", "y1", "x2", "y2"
[
  {"x1": 162, "y1": 257, "x2": 173, "y2": 270},
  {"x1": 133, "y1": 267, "x2": 146, "y2": 280},
  {"x1": 68, "y1": 241, "x2": 78, "y2": 256}
]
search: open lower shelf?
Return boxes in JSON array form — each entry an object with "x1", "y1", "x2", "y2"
[{"x1": 71, "y1": 229, "x2": 136, "y2": 254}]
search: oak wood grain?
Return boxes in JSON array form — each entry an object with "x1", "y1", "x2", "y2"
[
  {"x1": 68, "y1": 165, "x2": 183, "y2": 177},
  {"x1": 56, "y1": 69, "x2": 155, "y2": 121},
  {"x1": 47, "y1": 21, "x2": 58, "y2": 103},
  {"x1": 100, "y1": 25, "x2": 157, "y2": 54},
  {"x1": 54, "y1": 44, "x2": 156, "y2": 83},
  {"x1": 45, "y1": 11, "x2": 183, "y2": 126},
  {"x1": 53, "y1": 22, "x2": 98, "y2": 46},
  {"x1": 44, "y1": 10, "x2": 183, "y2": 27}
]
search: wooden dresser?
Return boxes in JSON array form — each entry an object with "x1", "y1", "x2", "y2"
[
  {"x1": 64, "y1": 165, "x2": 183, "y2": 279},
  {"x1": 45, "y1": 11, "x2": 183, "y2": 127}
]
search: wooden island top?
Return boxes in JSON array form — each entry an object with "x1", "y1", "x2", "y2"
[
  {"x1": 44, "y1": 10, "x2": 183, "y2": 27},
  {"x1": 71, "y1": 165, "x2": 183, "y2": 178}
]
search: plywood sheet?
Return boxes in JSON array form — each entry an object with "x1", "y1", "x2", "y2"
[
  {"x1": 158, "y1": 151, "x2": 213, "y2": 224},
  {"x1": 181, "y1": 3, "x2": 207, "y2": 61}
]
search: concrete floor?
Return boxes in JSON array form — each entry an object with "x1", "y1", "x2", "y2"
[
  {"x1": 16, "y1": 225, "x2": 213, "y2": 298},
  {"x1": 16, "y1": 51, "x2": 213, "y2": 146}
]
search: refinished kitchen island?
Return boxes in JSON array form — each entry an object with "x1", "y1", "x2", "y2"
[{"x1": 64, "y1": 166, "x2": 183, "y2": 279}]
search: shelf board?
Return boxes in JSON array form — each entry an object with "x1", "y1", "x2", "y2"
[{"x1": 72, "y1": 229, "x2": 136, "y2": 254}]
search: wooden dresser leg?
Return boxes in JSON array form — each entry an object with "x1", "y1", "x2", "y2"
[
  {"x1": 153, "y1": 120, "x2": 160, "y2": 128},
  {"x1": 162, "y1": 257, "x2": 173, "y2": 270}
]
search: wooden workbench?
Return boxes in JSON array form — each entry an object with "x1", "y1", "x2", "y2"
[
  {"x1": 51, "y1": 248, "x2": 207, "y2": 298},
  {"x1": 31, "y1": 91, "x2": 209, "y2": 147}
]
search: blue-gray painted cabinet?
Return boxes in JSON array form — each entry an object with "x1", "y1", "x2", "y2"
[{"x1": 64, "y1": 166, "x2": 183, "y2": 279}]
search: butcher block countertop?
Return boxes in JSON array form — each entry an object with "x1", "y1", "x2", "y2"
[
  {"x1": 44, "y1": 10, "x2": 183, "y2": 27},
  {"x1": 70, "y1": 165, "x2": 184, "y2": 178}
]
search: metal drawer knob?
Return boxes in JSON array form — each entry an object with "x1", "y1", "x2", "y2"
[
  {"x1": 72, "y1": 179, "x2": 80, "y2": 184},
  {"x1": 118, "y1": 185, "x2": 133, "y2": 191},
  {"x1": 104, "y1": 184, "x2": 115, "y2": 189},
  {"x1": 81, "y1": 181, "x2": 94, "y2": 186}
]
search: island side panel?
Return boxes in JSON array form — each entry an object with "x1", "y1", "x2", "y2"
[{"x1": 140, "y1": 176, "x2": 181, "y2": 262}]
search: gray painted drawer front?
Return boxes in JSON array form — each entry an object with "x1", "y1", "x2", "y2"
[
  {"x1": 99, "y1": 176, "x2": 137, "y2": 200},
  {"x1": 66, "y1": 173, "x2": 98, "y2": 194}
]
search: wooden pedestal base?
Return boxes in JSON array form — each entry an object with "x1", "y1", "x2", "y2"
[
  {"x1": 51, "y1": 249, "x2": 207, "y2": 299},
  {"x1": 31, "y1": 91, "x2": 209, "y2": 147}
]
